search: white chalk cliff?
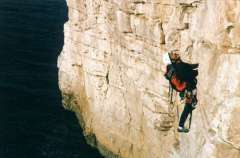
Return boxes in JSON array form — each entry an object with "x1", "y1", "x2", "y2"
[{"x1": 58, "y1": 0, "x2": 240, "y2": 157}]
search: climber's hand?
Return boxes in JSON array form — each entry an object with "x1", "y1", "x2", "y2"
[
  {"x1": 191, "y1": 101, "x2": 197, "y2": 110},
  {"x1": 191, "y1": 104, "x2": 196, "y2": 110},
  {"x1": 191, "y1": 96, "x2": 198, "y2": 110}
]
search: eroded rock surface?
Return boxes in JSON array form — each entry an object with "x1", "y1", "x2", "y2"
[{"x1": 58, "y1": 0, "x2": 240, "y2": 157}]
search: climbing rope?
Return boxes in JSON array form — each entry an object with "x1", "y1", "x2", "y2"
[
  {"x1": 168, "y1": 83, "x2": 174, "y2": 104},
  {"x1": 176, "y1": 102, "x2": 180, "y2": 121},
  {"x1": 168, "y1": 84, "x2": 176, "y2": 117},
  {"x1": 188, "y1": 110, "x2": 193, "y2": 129}
]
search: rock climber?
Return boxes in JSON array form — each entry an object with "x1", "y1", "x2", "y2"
[{"x1": 163, "y1": 51, "x2": 198, "y2": 133}]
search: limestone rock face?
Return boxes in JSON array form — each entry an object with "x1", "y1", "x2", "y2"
[{"x1": 58, "y1": 0, "x2": 240, "y2": 157}]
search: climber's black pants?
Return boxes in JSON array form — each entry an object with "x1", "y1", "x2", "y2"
[{"x1": 179, "y1": 104, "x2": 192, "y2": 127}]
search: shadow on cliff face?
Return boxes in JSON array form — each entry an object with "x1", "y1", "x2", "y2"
[{"x1": 0, "y1": 0, "x2": 102, "y2": 158}]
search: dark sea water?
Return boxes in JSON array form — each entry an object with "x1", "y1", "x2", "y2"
[{"x1": 0, "y1": 1, "x2": 103, "y2": 158}]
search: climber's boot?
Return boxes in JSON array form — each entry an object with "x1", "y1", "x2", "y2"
[{"x1": 177, "y1": 126, "x2": 189, "y2": 133}]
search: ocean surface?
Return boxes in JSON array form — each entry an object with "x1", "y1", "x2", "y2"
[{"x1": 0, "y1": 0, "x2": 103, "y2": 158}]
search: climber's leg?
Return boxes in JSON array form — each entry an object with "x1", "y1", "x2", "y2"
[
  {"x1": 179, "y1": 103, "x2": 192, "y2": 128},
  {"x1": 178, "y1": 104, "x2": 192, "y2": 133}
]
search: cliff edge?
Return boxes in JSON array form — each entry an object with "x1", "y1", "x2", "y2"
[{"x1": 58, "y1": 0, "x2": 240, "y2": 157}]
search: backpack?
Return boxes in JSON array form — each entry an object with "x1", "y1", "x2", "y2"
[{"x1": 164, "y1": 64, "x2": 187, "y2": 92}]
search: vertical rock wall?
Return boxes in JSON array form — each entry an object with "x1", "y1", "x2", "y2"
[{"x1": 58, "y1": 0, "x2": 240, "y2": 157}]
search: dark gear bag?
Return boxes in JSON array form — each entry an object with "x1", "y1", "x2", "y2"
[{"x1": 165, "y1": 64, "x2": 187, "y2": 92}]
